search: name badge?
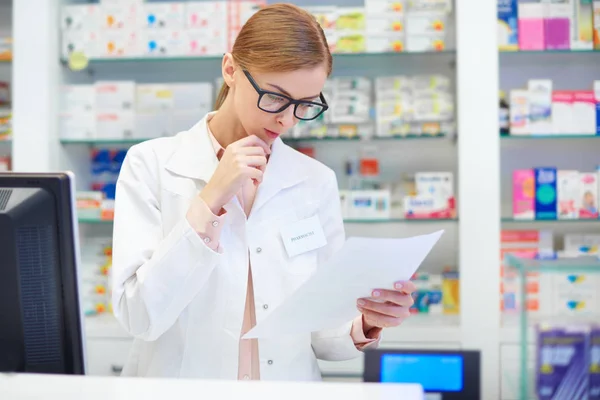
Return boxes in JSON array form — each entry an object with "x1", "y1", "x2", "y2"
[{"x1": 280, "y1": 215, "x2": 327, "y2": 258}]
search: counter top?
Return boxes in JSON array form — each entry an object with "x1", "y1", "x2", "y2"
[{"x1": 1, "y1": 373, "x2": 424, "y2": 400}]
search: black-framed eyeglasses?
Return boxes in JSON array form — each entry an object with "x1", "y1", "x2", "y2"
[{"x1": 243, "y1": 70, "x2": 329, "y2": 121}]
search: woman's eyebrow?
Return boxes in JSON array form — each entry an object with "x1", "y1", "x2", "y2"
[{"x1": 266, "y1": 83, "x2": 320, "y2": 101}]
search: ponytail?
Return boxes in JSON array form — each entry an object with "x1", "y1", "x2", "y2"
[{"x1": 214, "y1": 83, "x2": 230, "y2": 110}]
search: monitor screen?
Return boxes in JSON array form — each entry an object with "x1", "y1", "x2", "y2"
[{"x1": 380, "y1": 353, "x2": 464, "y2": 392}]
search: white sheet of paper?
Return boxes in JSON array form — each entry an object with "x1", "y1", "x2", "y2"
[{"x1": 243, "y1": 230, "x2": 444, "y2": 339}]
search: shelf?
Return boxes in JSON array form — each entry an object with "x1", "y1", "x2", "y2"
[
  {"x1": 79, "y1": 217, "x2": 459, "y2": 225},
  {"x1": 344, "y1": 218, "x2": 457, "y2": 224},
  {"x1": 62, "y1": 134, "x2": 449, "y2": 147},
  {"x1": 505, "y1": 254, "x2": 600, "y2": 273},
  {"x1": 501, "y1": 217, "x2": 599, "y2": 223},
  {"x1": 500, "y1": 49, "x2": 600, "y2": 54},
  {"x1": 286, "y1": 134, "x2": 448, "y2": 142},
  {"x1": 501, "y1": 134, "x2": 600, "y2": 140},
  {"x1": 61, "y1": 50, "x2": 456, "y2": 66},
  {"x1": 61, "y1": 138, "x2": 153, "y2": 146}
]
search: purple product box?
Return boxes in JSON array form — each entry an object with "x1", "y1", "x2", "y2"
[
  {"x1": 544, "y1": 0, "x2": 572, "y2": 50},
  {"x1": 591, "y1": 326, "x2": 600, "y2": 400},
  {"x1": 536, "y1": 324, "x2": 590, "y2": 400}
]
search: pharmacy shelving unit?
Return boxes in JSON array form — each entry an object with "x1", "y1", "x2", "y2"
[
  {"x1": 498, "y1": 46, "x2": 600, "y2": 399},
  {"x1": 0, "y1": 0, "x2": 12, "y2": 162},
  {"x1": 11, "y1": 0, "x2": 501, "y2": 397},
  {"x1": 504, "y1": 254, "x2": 600, "y2": 400}
]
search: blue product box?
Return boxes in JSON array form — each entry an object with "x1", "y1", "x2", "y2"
[
  {"x1": 536, "y1": 324, "x2": 590, "y2": 400},
  {"x1": 498, "y1": 0, "x2": 519, "y2": 50},
  {"x1": 591, "y1": 326, "x2": 600, "y2": 399},
  {"x1": 535, "y1": 167, "x2": 557, "y2": 220}
]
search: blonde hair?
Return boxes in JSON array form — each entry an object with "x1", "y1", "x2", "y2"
[{"x1": 214, "y1": 3, "x2": 332, "y2": 110}]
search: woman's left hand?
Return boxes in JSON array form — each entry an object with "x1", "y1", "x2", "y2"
[{"x1": 356, "y1": 280, "x2": 417, "y2": 332}]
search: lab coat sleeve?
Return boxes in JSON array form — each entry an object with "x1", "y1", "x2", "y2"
[
  {"x1": 111, "y1": 145, "x2": 222, "y2": 341},
  {"x1": 310, "y1": 170, "x2": 365, "y2": 361}
]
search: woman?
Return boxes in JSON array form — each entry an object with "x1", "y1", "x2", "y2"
[{"x1": 112, "y1": 3, "x2": 416, "y2": 381}]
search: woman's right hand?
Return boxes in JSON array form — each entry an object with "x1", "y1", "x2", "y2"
[{"x1": 199, "y1": 135, "x2": 271, "y2": 214}]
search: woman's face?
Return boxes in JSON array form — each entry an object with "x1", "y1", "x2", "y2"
[{"x1": 231, "y1": 65, "x2": 328, "y2": 145}]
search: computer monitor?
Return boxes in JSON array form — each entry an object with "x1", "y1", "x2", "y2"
[
  {"x1": 364, "y1": 349, "x2": 481, "y2": 400},
  {"x1": 0, "y1": 172, "x2": 85, "y2": 374}
]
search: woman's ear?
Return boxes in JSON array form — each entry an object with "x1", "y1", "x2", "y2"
[{"x1": 222, "y1": 53, "x2": 236, "y2": 89}]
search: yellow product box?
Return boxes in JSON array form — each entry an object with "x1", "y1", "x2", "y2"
[
  {"x1": 442, "y1": 269, "x2": 460, "y2": 314},
  {"x1": 336, "y1": 7, "x2": 366, "y2": 31}
]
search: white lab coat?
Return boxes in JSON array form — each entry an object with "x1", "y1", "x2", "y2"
[{"x1": 111, "y1": 113, "x2": 364, "y2": 380}]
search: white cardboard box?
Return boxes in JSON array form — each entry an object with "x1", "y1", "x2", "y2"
[
  {"x1": 61, "y1": 85, "x2": 95, "y2": 113},
  {"x1": 59, "y1": 113, "x2": 96, "y2": 140},
  {"x1": 141, "y1": 2, "x2": 185, "y2": 29},
  {"x1": 95, "y1": 81, "x2": 136, "y2": 111},
  {"x1": 96, "y1": 111, "x2": 136, "y2": 140},
  {"x1": 61, "y1": 4, "x2": 101, "y2": 31}
]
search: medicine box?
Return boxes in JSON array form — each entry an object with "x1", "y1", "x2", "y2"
[
  {"x1": 170, "y1": 83, "x2": 213, "y2": 113},
  {"x1": 557, "y1": 170, "x2": 580, "y2": 219},
  {"x1": 595, "y1": 81, "x2": 600, "y2": 135},
  {"x1": 528, "y1": 79, "x2": 552, "y2": 134},
  {"x1": 367, "y1": 34, "x2": 405, "y2": 52},
  {"x1": 136, "y1": 84, "x2": 173, "y2": 113},
  {"x1": 97, "y1": 30, "x2": 142, "y2": 58},
  {"x1": 518, "y1": 0, "x2": 545, "y2": 50},
  {"x1": 185, "y1": 1, "x2": 228, "y2": 30},
  {"x1": 406, "y1": 34, "x2": 446, "y2": 51},
  {"x1": 336, "y1": 7, "x2": 367, "y2": 32},
  {"x1": 551, "y1": 90, "x2": 574, "y2": 134},
  {"x1": 135, "y1": 112, "x2": 171, "y2": 139},
  {"x1": 61, "y1": 4, "x2": 101, "y2": 31},
  {"x1": 95, "y1": 81, "x2": 136, "y2": 111},
  {"x1": 405, "y1": 11, "x2": 446, "y2": 35},
  {"x1": 510, "y1": 89, "x2": 530, "y2": 134},
  {"x1": 498, "y1": 0, "x2": 519, "y2": 50},
  {"x1": 403, "y1": 195, "x2": 450, "y2": 219},
  {"x1": 185, "y1": 29, "x2": 228, "y2": 56},
  {"x1": 345, "y1": 190, "x2": 391, "y2": 220},
  {"x1": 96, "y1": 111, "x2": 136, "y2": 140},
  {"x1": 573, "y1": 91, "x2": 597, "y2": 134},
  {"x1": 544, "y1": 0, "x2": 572, "y2": 50},
  {"x1": 594, "y1": 1, "x2": 600, "y2": 49},
  {"x1": 366, "y1": 0, "x2": 406, "y2": 14},
  {"x1": 61, "y1": 85, "x2": 95, "y2": 113},
  {"x1": 140, "y1": 29, "x2": 187, "y2": 57},
  {"x1": 579, "y1": 172, "x2": 599, "y2": 218},
  {"x1": 534, "y1": 167, "x2": 557, "y2": 220},
  {"x1": 571, "y1": 0, "x2": 594, "y2": 50},
  {"x1": 366, "y1": 14, "x2": 405, "y2": 34},
  {"x1": 513, "y1": 169, "x2": 535, "y2": 219},
  {"x1": 100, "y1": 3, "x2": 142, "y2": 30},
  {"x1": 62, "y1": 30, "x2": 100, "y2": 59},
  {"x1": 141, "y1": 2, "x2": 185, "y2": 29},
  {"x1": 59, "y1": 113, "x2": 96, "y2": 140}
]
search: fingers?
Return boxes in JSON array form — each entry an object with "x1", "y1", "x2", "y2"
[
  {"x1": 360, "y1": 309, "x2": 405, "y2": 329},
  {"x1": 245, "y1": 167, "x2": 264, "y2": 184},
  {"x1": 394, "y1": 280, "x2": 417, "y2": 294},
  {"x1": 357, "y1": 297, "x2": 412, "y2": 319},
  {"x1": 236, "y1": 146, "x2": 269, "y2": 156},
  {"x1": 368, "y1": 289, "x2": 415, "y2": 307},
  {"x1": 244, "y1": 155, "x2": 268, "y2": 168},
  {"x1": 238, "y1": 135, "x2": 271, "y2": 154}
]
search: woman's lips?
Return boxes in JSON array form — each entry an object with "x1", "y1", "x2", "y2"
[{"x1": 264, "y1": 129, "x2": 280, "y2": 139}]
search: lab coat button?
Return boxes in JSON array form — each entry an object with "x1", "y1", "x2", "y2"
[
  {"x1": 256, "y1": 247, "x2": 262, "y2": 253},
  {"x1": 212, "y1": 221, "x2": 219, "y2": 227},
  {"x1": 268, "y1": 360, "x2": 273, "y2": 365},
  {"x1": 263, "y1": 304, "x2": 269, "y2": 310},
  {"x1": 203, "y1": 237, "x2": 211, "y2": 244}
]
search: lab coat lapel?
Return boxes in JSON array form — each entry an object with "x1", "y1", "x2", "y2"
[
  {"x1": 251, "y1": 138, "x2": 309, "y2": 215},
  {"x1": 164, "y1": 114, "x2": 219, "y2": 183}
]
